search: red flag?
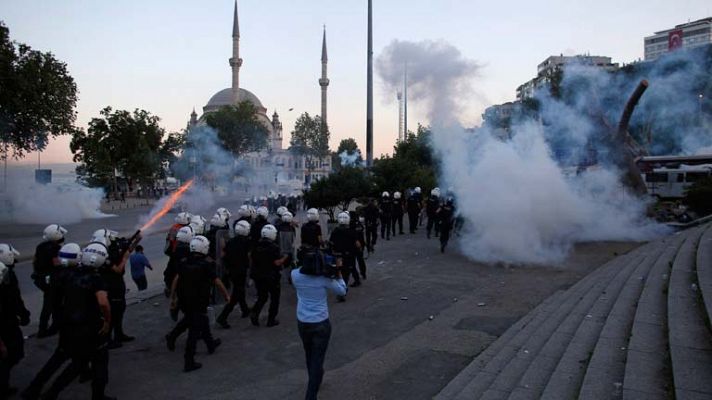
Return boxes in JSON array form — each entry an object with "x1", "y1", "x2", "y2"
[{"x1": 668, "y1": 29, "x2": 683, "y2": 50}]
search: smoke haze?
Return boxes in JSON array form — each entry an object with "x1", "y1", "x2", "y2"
[{"x1": 377, "y1": 39, "x2": 670, "y2": 265}]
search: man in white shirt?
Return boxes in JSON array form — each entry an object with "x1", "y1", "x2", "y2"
[{"x1": 291, "y1": 264, "x2": 347, "y2": 400}]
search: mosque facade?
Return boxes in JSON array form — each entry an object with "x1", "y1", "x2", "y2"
[{"x1": 188, "y1": 1, "x2": 331, "y2": 194}]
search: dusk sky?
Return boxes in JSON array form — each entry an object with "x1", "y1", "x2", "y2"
[{"x1": 3, "y1": 0, "x2": 711, "y2": 165}]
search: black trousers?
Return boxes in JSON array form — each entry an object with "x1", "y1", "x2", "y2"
[
  {"x1": 184, "y1": 311, "x2": 211, "y2": 363},
  {"x1": 379, "y1": 216, "x2": 391, "y2": 239},
  {"x1": 251, "y1": 279, "x2": 281, "y2": 322},
  {"x1": 41, "y1": 336, "x2": 109, "y2": 400},
  {"x1": 407, "y1": 211, "x2": 419, "y2": 233},
  {"x1": 133, "y1": 275, "x2": 148, "y2": 291},
  {"x1": 34, "y1": 279, "x2": 54, "y2": 332},
  {"x1": 298, "y1": 319, "x2": 332, "y2": 400},
  {"x1": 391, "y1": 213, "x2": 403, "y2": 235},
  {"x1": 340, "y1": 257, "x2": 359, "y2": 286},
  {"x1": 109, "y1": 297, "x2": 126, "y2": 341},
  {"x1": 0, "y1": 325, "x2": 24, "y2": 394},
  {"x1": 355, "y1": 250, "x2": 367, "y2": 279},
  {"x1": 426, "y1": 215, "x2": 439, "y2": 237},
  {"x1": 23, "y1": 346, "x2": 70, "y2": 398},
  {"x1": 365, "y1": 226, "x2": 377, "y2": 251},
  {"x1": 217, "y1": 271, "x2": 249, "y2": 322}
]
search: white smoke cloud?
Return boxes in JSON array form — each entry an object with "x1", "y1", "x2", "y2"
[
  {"x1": 377, "y1": 40, "x2": 667, "y2": 265},
  {"x1": 339, "y1": 150, "x2": 362, "y2": 167}
]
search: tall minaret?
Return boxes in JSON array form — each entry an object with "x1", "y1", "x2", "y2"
[
  {"x1": 229, "y1": 0, "x2": 243, "y2": 104},
  {"x1": 319, "y1": 26, "x2": 330, "y2": 132}
]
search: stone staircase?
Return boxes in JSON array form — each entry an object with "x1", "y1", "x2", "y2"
[{"x1": 435, "y1": 222, "x2": 712, "y2": 400}]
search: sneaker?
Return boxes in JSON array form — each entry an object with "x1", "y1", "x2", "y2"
[
  {"x1": 207, "y1": 338, "x2": 221, "y2": 354},
  {"x1": 165, "y1": 334, "x2": 176, "y2": 352},
  {"x1": 184, "y1": 361, "x2": 202, "y2": 373},
  {"x1": 266, "y1": 319, "x2": 280, "y2": 328}
]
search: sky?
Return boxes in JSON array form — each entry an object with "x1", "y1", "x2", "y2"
[{"x1": 3, "y1": 0, "x2": 711, "y2": 166}]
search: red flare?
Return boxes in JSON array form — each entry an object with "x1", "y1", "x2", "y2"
[{"x1": 140, "y1": 179, "x2": 194, "y2": 231}]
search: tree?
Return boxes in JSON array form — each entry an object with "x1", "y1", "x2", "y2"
[
  {"x1": 290, "y1": 112, "x2": 330, "y2": 182},
  {"x1": 332, "y1": 137, "x2": 363, "y2": 171},
  {"x1": 203, "y1": 102, "x2": 269, "y2": 157},
  {"x1": 0, "y1": 21, "x2": 78, "y2": 158},
  {"x1": 685, "y1": 177, "x2": 712, "y2": 216},
  {"x1": 303, "y1": 166, "x2": 371, "y2": 221},
  {"x1": 70, "y1": 107, "x2": 170, "y2": 191}
]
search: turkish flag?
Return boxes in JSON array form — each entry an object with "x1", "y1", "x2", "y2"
[{"x1": 669, "y1": 29, "x2": 683, "y2": 50}]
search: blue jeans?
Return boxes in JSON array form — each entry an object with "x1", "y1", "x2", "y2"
[{"x1": 298, "y1": 319, "x2": 332, "y2": 400}]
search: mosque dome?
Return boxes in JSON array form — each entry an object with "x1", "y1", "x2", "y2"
[{"x1": 203, "y1": 87, "x2": 265, "y2": 113}]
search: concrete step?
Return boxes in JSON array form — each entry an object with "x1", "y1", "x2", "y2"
[
  {"x1": 622, "y1": 232, "x2": 686, "y2": 400},
  {"x1": 434, "y1": 290, "x2": 566, "y2": 399},
  {"x1": 537, "y1": 249, "x2": 651, "y2": 400},
  {"x1": 452, "y1": 247, "x2": 644, "y2": 400},
  {"x1": 667, "y1": 224, "x2": 712, "y2": 399},
  {"x1": 696, "y1": 224, "x2": 712, "y2": 338},
  {"x1": 500, "y1": 248, "x2": 651, "y2": 400},
  {"x1": 577, "y1": 238, "x2": 672, "y2": 400}
]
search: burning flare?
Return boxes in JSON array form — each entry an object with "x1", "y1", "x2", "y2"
[{"x1": 139, "y1": 179, "x2": 194, "y2": 231}]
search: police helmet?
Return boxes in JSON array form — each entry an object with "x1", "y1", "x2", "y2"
[
  {"x1": 0, "y1": 262, "x2": 7, "y2": 283},
  {"x1": 281, "y1": 211, "x2": 293, "y2": 223},
  {"x1": 0, "y1": 244, "x2": 20, "y2": 266},
  {"x1": 176, "y1": 226, "x2": 194, "y2": 244},
  {"x1": 261, "y1": 224, "x2": 278, "y2": 241},
  {"x1": 43, "y1": 224, "x2": 67, "y2": 242},
  {"x1": 190, "y1": 236, "x2": 210, "y2": 255},
  {"x1": 382, "y1": 191, "x2": 390, "y2": 198},
  {"x1": 431, "y1": 187, "x2": 441, "y2": 197},
  {"x1": 307, "y1": 208, "x2": 320, "y2": 222},
  {"x1": 256, "y1": 206, "x2": 269, "y2": 219},
  {"x1": 337, "y1": 212, "x2": 350, "y2": 225},
  {"x1": 234, "y1": 220, "x2": 250, "y2": 237},
  {"x1": 58, "y1": 243, "x2": 82, "y2": 268},
  {"x1": 393, "y1": 191, "x2": 402, "y2": 199},
  {"x1": 80, "y1": 243, "x2": 109, "y2": 268},
  {"x1": 175, "y1": 212, "x2": 191, "y2": 225}
]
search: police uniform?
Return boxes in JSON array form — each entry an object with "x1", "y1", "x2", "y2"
[
  {"x1": 0, "y1": 262, "x2": 30, "y2": 396},
  {"x1": 101, "y1": 241, "x2": 132, "y2": 348},
  {"x1": 438, "y1": 201, "x2": 456, "y2": 253},
  {"x1": 426, "y1": 195, "x2": 441, "y2": 239},
  {"x1": 32, "y1": 240, "x2": 61, "y2": 336},
  {"x1": 329, "y1": 225, "x2": 360, "y2": 288},
  {"x1": 379, "y1": 198, "x2": 393, "y2": 240},
  {"x1": 300, "y1": 221, "x2": 322, "y2": 248},
  {"x1": 406, "y1": 193, "x2": 422, "y2": 233},
  {"x1": 350, "y1": 218, "x2": 367, "y2": 280},
  {"x1": 250, "y1": 217, "x2": 269, "y2": 247},
  {"x1": 216, "y1": 235, "x2": 251, "y2": 327},
  {"x1": 250, "y1": 239, "x2": 283, "y2": 326},
  {"x1": 391, "y1": 197, "x2": 405, "y2": 236},
  {"x1": 363, "y1": 203, "x2": 379, "y2": 253}
]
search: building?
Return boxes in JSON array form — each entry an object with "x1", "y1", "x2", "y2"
[
  {"x1": 481, "y1": 101, "x2": 522, "y2": 140},
  {"x1": 188, "y1": 1, "x2": 331, "y2": 194},
  {"x1": 516, "y1": 54, "x2": 619, "y2": 100},
  {"x1": 644, "y1": 17, "x2": 712, "y2": 61}
]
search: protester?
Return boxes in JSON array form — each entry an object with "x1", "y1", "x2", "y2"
[{"x1": 129, "y1": 246, "x2": 152, "y2": 291}]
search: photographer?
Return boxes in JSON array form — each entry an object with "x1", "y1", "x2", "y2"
[{"x1": 291, "y1": 248, "x2": 346, "y2": 400}]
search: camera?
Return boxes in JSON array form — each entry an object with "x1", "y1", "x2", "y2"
[{"x1": 297, "y1": 246, "x2": 340, "y2": 278}]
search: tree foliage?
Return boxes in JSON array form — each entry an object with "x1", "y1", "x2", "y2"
[
  {"x1": 0, "y1": 21, "x2": 78, "y2": 158},
  {"x1": 203, "y1": 101, "x2": 269, "y2": 157},
  {"x1": 290, "y1": 112, "x2": 330, "y2": 162},
  {"x1": 371, "y1": 124, "x2": 437, "y2": 195},
  {"x1": 303, "y1": 166, "x2": 371, "y2": 221},
  {"x1": 71, "y1": 107, "x2": 177, "y2": 189}
]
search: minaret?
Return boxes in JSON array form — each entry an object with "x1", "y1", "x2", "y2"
[
  {"x1": 189, "y1": 107, "x2": 198, "y2": 128},
  {"x1": 319, "y1": 26, "x2": 329, "y2": 132},
  {"x1": 272, "y1": 110, "x2": 283, "y2": 150},
  {"x1": 229, "y1": 0, "x2": 243, "y2": 104}
]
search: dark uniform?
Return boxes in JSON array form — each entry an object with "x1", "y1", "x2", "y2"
[
  {"x1": 216, "y1": 235, "x2": 251, "y2": 327},
  {"x1": 407, "y1": 192, "x2": 422, "y2": 233},
  {"x1": 36, "y1": 266, "x2": 112, "y2": 400},
  {"x1": 250, "y1": 217, "x2": 269, "y2": 247},
  {"x1": 250, "y1": 239, "x2": 282, "y2": 326},
  {"x1": 425, "y1": 195, "x2": 441, "y2": 239},
  {"x1": 164, "y1": 242, "x2": 190, "y2": 296},
  {"x1": 379, "y1": 197, "x2": 393, "y2": 240},
  {"x1": 438, "y1": 200, "x2": 456, "y2": 253},
  {"x1": 101, "y1": 242, "x2": 131, "y2": 348},
  {"x1": 171, "y1": 253, "x2": 220, "y2": 371},
  {"x1": 300, "y1": 221, "x2": 322, "y2": 248},
  {"x1": 363, "y1": 202, "x2": 379, "y2": 253},
  {"x1": 350, "y1": 216, "x2": 367, "y2": 279},
  {"x1": 0, "y1": 262, "x2": 30, "y2": 397},
  {"x1": 32, "y1": 240, "x2": 61, "y2": 336},
  {"x1": 329, "y1": 225, "x2": 360, "y2": 289},
  {"x1": 391, "y1": 196, "x2": 405, "y2": 236}
]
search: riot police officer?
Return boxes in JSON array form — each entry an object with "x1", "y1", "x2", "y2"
[
  {"x1": 250, "y1": 225, "x2": 288, "y2": 327},
  {"x1": 426, "y1": 188, "x2": 442, "y2": 239},
  {"x1": 0, "y1": 243, "x2": 30, "y2": 398},
  {"x1": 301, "y1": 208, "x2": 323, "y2": 248},
  {"x1": 329, "y1": 212, "x2": 361, "y2": 293},
  {"x1": 33, "y1": 224, "x2": 67, "y2": 338},
  {"x1": 216, "y1": 221, "x2": 252, "y2": 328},
  {"x1": 379, "y1": 192, "x2": 393, "y2": 241}
]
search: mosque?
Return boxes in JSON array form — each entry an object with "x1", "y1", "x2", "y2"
[{"x1": 187, "y1": 1, "x2": 331, "y2": 194}]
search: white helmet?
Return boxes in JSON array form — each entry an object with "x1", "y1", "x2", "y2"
[
  {"x1": 261, "y1": 224, "x2": 278, "y2": 241},
  {"x1": 0, "y1": 262, "x2": 7, "y2": 283},
  {"x1": 282, "y1": 211, "x2": 293, "y2": 223},
  {"x1": 393, "y1": 191, "x2": 402, "y2": 199},
  {"x1": 91, "y1": 228, "x2": 118, "y2": 245},
  {"x1": 307, "y1": 208, "x2": 319, "y2": 222},
  {"x1": 176, "y1": 226, "x2": 194, "y2": 243},
  {"x1": 43, "y1": 224, "x2": 67, "y2": 242},
  {"x1": 216, "y1": 207, "x2": 231, "y2": 221},
  {"x1": 80, "y1": 242, "x2": 108, "y2": 268},
  {"x1": 0, "y1": 244, "x2": 20, "y2": 265},
  {"x1": 234, "y1": 220, "x2": 251, "y2": 237},
  {"x1": 238, "y1": 205, "x2": 250, "y2": 217},
  {"x1": 337, "y1": 212, "x2": 350, "y2": 225},
  {"x1": 189, "y1": 215, "x2": 206, "y2": 235},
  {"x1": 382, "y1": 191, "x2": 390, "y2": 198},
  {"x1": 175, "y1": 212, "x2": 191, "y2": 225},
  {"x1": 58, "y1": 243, "x2": 82, "y2": 268},
  {"x1": 256, "y1": 206, "x2": 269, "y2": 219},
  {"x1": 190, "y1": 236, "x2": 210, "y2": 255},
  {"x1": 210, "y1": 213, "x2": 225, "y2": 228},
  {"x1": 248, "y1": 206, "x2": 256, "y2": 217},
  {"x1": 414, "y1": 187, "x2": 422, "y2": 194},
  {"x1": 276, "y1": 206, "x2": 288, "y2": 216},
  {"x1": 431, "y1": 187, "x2": 441, "y2": 197}
]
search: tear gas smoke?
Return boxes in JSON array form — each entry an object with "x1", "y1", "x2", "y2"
[
  {"x1": 339, "y1": 150, "x2": 363, "y2": 167},
  {"x1": 0, "y1": 167, "x2": 114, "y2": 225},
  {"x1": 377, "y1": 39, "x2": 670, "y2": 265}
]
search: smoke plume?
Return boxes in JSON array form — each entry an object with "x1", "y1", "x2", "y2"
[{"x1": 377, "y1": 40, "x2": 669, "y2": 265}]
